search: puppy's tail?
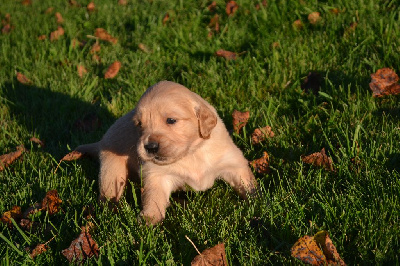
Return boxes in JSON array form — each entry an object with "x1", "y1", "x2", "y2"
[{"x1": 75, "y1": 142, "x2": 100, "y2": 158}]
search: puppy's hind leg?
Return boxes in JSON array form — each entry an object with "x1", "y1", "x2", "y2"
[{"x1": 98, "y1": 151, "x2": 129, "y2": 203}]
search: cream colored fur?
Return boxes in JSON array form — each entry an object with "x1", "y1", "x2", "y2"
[{"x1": 76, "y1": 81, "x2": 257, "y2": 224}]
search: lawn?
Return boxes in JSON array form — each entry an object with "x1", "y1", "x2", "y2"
[{"x1": 0, "y1": 0, "x2": 399, "y2": 264}]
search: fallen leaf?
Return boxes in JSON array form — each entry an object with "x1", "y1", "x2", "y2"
[
  {"x1": 71, "y1": 38, "x2": 84, "y2": 49},
  {"x1": 62, "y1": 227, "x2": 99, "y2": 263},
  {"x1": 90, "y1": 43, "x2": 101, "y2": 54},
  {"x1": 19, "y1": 218, "x2": 36, "y2": 230},
  {"x1": 50, "y1": 26, "x2": 64, "y2": 41},
  {"x1": 301, "y1": 72, "x2": 321, "y2": 95},
  {"x1": 21, "y1": 0, "x2": 32, "y2": 6},
  {"x1": 232, "y1": 110, "x2": 250, "y2": 133},
  {"x1": 104, "y1": 61, "x2": 121, "y2": 79},
  {"x1": 163, "y1": 13, "x2": 170, "y2": 25},
  {"x1": 45, "y1": 7, "x2": 54, "y2": 14},
  {"x1": 77, "y1": 65, "x2": 88, "y2": 78},
  {"x1": 250, "y1": 151, "x2": 270, "y2": 174},
  {"x1": 16, "y1": 72, "x2": 32, "y2": 85},
  {"x1": 55, "y1": 12, "x2": 64, "y2": 24},
  {"x1": 191, "y1": 243, "x2": 228, "y2": 266},
  {"x1": 330, "y1": 8, "x2": 340, "y2": 15},
  {"x1": 226, "y1": 1, "x2": 238, "y2": 16},
  {"x1": 215, "y1": 49, "x2": 237, "y2": 60},
  {"x1": 38, "y1": 35, "x2": 47, "y2": 40},
  {"x1": 29, "y1": 243, "x2": 47, "y2": 259},
  {"x1": 30, "y1": 137, "x2": 45, "y2": 148},
  {"x1": 73, "y1": 113, "x2": 101, "y2": 132},
  {"x1": 0, "y1": 145, "x2": 26, "y2": 171},
  {"x1": 2, "y1": 13, "x2": 11, "y2": 25},
  {"x1": 369, "y1": 68, "x2": 400, "y2": 97},
  {"x1": 138, "y1": 43, "x2": 150, "y2": 53},
  {"x1": 94, "y1": 28, "x2": 117, "y2": 44},
  {"x1": 301, "y1": 148, "x2": 334, "y2": 171},
  {"x1": 2, "y1": 24, "x2": 12, "y2": 34},
  {"x1": 209, "y1": 14, "x2": 220, "y2": 32},
  {"x1": 308, "y1": 12, "x2": 321, "y2": 25},
  {"x1": 293, "y1": 19, "x2": 303, "y2": 30},
  {"x1": 208, "y1": 1, "x2": 217, "y2": 12},
  {"x1": 314, "y1": 231, "x2": 346, "y2": 265},
  {"x1": 41, "y1": 190, "x2": 62, "y2": 215},
  {"x1": 1, "y1": 206, "x2": 22, "y2": 226},
  {"x1": 291, "y1": 235, "x2": 327, "y2": 265},
  {"x1": 61, "y1": 150, "x2": 85, "y2": 162},
  {"x1": 69, "y1": 0, "x2": 80, "y2": 7},
  {"x1": 87, "y1": 2, "x2": 96, "y2": 12},
  {"x1": 118, "y1": 0, "x2": 127, "y2": 5},
  {"x1": 255, "y1": 0, "x2": 267, "y2": 10},
  {"x1": 251, "y1": 126, "x2": 274, "y2": 144}
]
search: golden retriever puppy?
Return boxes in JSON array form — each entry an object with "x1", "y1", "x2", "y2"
[{"x1": 76, "y1": 81, "x2": 257, "y2": 224}]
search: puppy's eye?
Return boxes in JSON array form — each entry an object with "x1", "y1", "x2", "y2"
[{"x1": 166, "y1": 118, "x2": 176, "y2": 125}]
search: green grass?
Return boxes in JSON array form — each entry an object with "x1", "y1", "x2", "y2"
[{"x1": 1, "y1": 0, "x2": 399, "y2": 264}]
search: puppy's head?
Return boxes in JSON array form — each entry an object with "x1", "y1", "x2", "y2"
[{"x1": 133, "y1": 81, "x2": 217, "y2": 165}]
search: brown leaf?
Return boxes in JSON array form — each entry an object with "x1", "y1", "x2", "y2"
[
  {"x1": 90, "y1": 43, "x2": 101, "y2": 54},
  {"x1": 314, "y1": 231, "x2": 346, "y2": 265},
  {"x1": 250, "y1": 151, "x2": 270, "y2": 174},
  {"x1": 0, "y1": 145, "x2": 26, "y2": 171},
  {"x1": 163, "y1": 13, "x2": 170, "y2": 25},
  {"x1": 118, "y1": 0, "x2": 128, "y2": 5},
  {"x1": 69, "y1": 0, "x2": 80, "y2": 7},
  {"x1": 308, "y1": 12, "x2": 321, "y2": 25},
  {"x1": 232, "y1": 110, "x2": 250, "y2": 133},
  {"x1": 251, "y1": 126, "x2": 274, "y2": 144},
  {"x1": 16, "y1": 72, "x2": 32, "y2": 85},
  {"x1": 45, "y1": 7, "x2": 54, "y2": 14},
  {"x1": 215, "y1": 49, "x2": 237, "y2": 60},
  {"x1": 50, "y1": 26, "x2": 64, "y2": 41},
  {"x1": 19, "y1": 218, "x2": 36, "y2": 230},
  {"x1": 77, "y1": 65, "x2": 88, "y2": 78},
  {"x1": 226, "y1": 1, "x2": 238, "y2": 16},
  {"x1": 87, "y1": 2, "x2": 96, "y2": 12},
  {"x1": 301, "y1": 148, "x2": 334, "y2": 171},
  {"x1": 21, "y1": 0, "x2": 32, "y2": 6},
  {"x1": 62, "y1": 227, "x2": 99, "y2": 263},
  {"x1": 30, "y1": 137, "x2": 45, "y2": 148},
  {"x1": 291, "y1": 235, "x2": 327, "y2": 265},
  {"x1": 30, "y1": 243, "x2": 47, "y2": 259},
  {"x1": 38, "y1": 34, "x2": 47, "y2": 40},
  {"x1": 330, "y1": 8, "x2": 340, "y2": 15},
  {"x1": 104, "y1": 61, "x2": 121, "y2": 79},
  {"x1": 301, "y1": 72, "x2": 321, "y2": 95},
  {"x1": 207, "y1": 1, "x2": 217, "y2": 12},
  {"x1": 61, "y1": 150, "x2": 86, "y2": 161},
  {"x1": 369, "y1": 68, "x2": 400, "y2": 97},
  {"x1": 293, "y1": 19, "x2": 303, "y2": 30},
  {"x1": 2, "y1": 13, "x2": 11, "y2": 25},
  {"x1": 191, "y1": 243, "x2": 228, "y2": 266},
  {"x1": 41, "y1": 190, "x2": 62, "y2": 215},
  {"x1": 255, "y1": 0, "x2": 267, "y2": 10},
  {"x1": 94, "y1": 28, "x2": 117, "y2": 44},
  {"x1": 138, "y1": 43, "x2": 150, "y2": 53},
  {"x1": 55, "y1": 12, "x2": 64, "y2": 24},
  {"x1": 2, "y1": 24, "x2": 12, "y2": 34},
  {"x1": 209, "y1": 14, "x2": 220, "y2": 32},
  {"x1": 1, "y1": 206, "x2": 22, "y2": 226}
]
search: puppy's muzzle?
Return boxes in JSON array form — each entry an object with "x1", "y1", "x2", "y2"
[{"x1": 144, "y1": 142, "x2": 159, "y2": 154}]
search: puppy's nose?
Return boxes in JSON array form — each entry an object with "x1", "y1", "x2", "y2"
[{"x1": 144, "y1": 142, "x2": 159, "y2": 154}]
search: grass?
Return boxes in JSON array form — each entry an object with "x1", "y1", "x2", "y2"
[{"x1": 1, "y1": 0, "x2": 399, "y2": 264}]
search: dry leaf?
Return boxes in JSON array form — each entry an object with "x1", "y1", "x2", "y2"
[
  {"x1": 69, "y1": 0, "x2": 80, "y2": 7},
  {"x1": 16, "y1": 72, "x2": 32, "y2": 85},
  {"x1": 163, "y1": 13, "x2": 170, "y2": 25},
  {"x1": 2, "y1": 24, "x2": 12, "y2": 34},
  {"x1": 232, "y1": 110, "x2": 250, "y2": 133},
  {"x1": 251, "y1": 126, "x2": 274, "y2": 144},
  {"x1": 209, "y1": 14, "x2": 220, "y2": 32},
  {"x1": 90, "y1": 43, "x2": 101, "y2": 54},
  {"x1": 30, "y1": 137, "x2": 45, "y2": 148},
  {"x1": 314, "y1": 231, "x2": 346, "y2": 265},
  {"x1": 250, "y1": 151, "x2": 270, "y2": 174},
  {"x1": 21, "y1": 0, "x2": 32, "y2": 6},
  {"x1": 87, "y1": 2, "x2": 96, "y2": 12},
  {"x1": 38, "y1": 35, "x2": 47, "y2": 40},
  {"x1": 41, "y1": 190, "x2": 62, "y2": 215},
  {"x1": 50, "y1": 26, "x2": 64, "y2": 41},
  {"x1": 208, "y1": 1, "x2": 217, "y2": 12},
  {"x1": 308, "y1": 12, "x2": 321, "y2": 25},
  {"x1": 30, "y1": 243, "x2": 47, "y2": 259},
  {"x1": 104, "y1": 61, "x2": 121, "y2": 79},
  {"x1": 77, "y1": 65, "x2": 88, "y2": 78},
  {"x1": 369, "y1": 68, "x2": 400, "y2": 97},
  {"x1": 215, "y1": 50, "x2": 237, "y2": 60},
  {"x1": 1, "y1": 206, "x2": 22, "y2": 226},
  {"x1": 62, "y1": 227, "x2": 99, "y2": 263},
  {"x1": 301, "y1": 72, "x2": 321, "y2": 95},
  {"x1": 301, "y1": 148, "x2": 334, "y2": 171},
  {"x1": 0, "y1": 145, "x2": 26, "y2": 171},
  {"x1": 293, "y1": 19, "x2": 303, "y2": 30},
  {"x1": 55, "y1": 12, "x2": 64, "y2": 24},
  {"x1": 138, "y1": 43, "x2": 150, "y2": 53},
  {"x1": 291, "y1": 235, "x2": 327, "y2": 265},
  {"x1": 118, "y1": 0, "x2": 128, "y2": 5},
  {"x1": 19, "y1": 218, "x2": 36, "y2": 230},
  {"x1": 61, "y1": 150, "x2": 85, "y2": 161},
  {"x1": 94, "y1": 28, "x2": 117, "y2": 44},
  {"x1": 45, "y1": 7, "x2": 54, "y2": 14},
  {"x1": 191, "y1": 243, "x2": 228, "y2": 266},
  {"x1": 226, "y1": 1, "x2": 238, "y2": 16}
]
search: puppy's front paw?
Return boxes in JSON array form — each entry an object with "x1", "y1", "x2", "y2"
[{"x1": 138, "y1": 210, "x2": 164, "y2": 226}]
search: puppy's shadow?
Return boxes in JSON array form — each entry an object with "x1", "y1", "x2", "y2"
[{"x1": 2, "y1": 82, "x2": 114, "y2": 158}]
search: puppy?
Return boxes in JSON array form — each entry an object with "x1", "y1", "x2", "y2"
[{"x1": 76, "y1": 81, "x2": 257, "y2": 224}]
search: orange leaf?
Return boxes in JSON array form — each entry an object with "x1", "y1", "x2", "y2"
[
  {"x1": 30, "y1": 244, "x2": 48, "y2": 259},
  {"x1": 16, "y1": 72, "x2": 32, "y2": 85},
  {"x1": 118, "y1": 0, "x2": 127, "y2": 5},
  {"x1": 291, "y1": 235, "x2": 327, "y2": 265},
  {"x1": 301, "y1": 148, "x2": 334, "y2": 171},
  {"x1": 162, "y1": 13, "x2": 170, "y2": 25},
  {"x1": 104, "y1": 61, "x2": 121, "y2": 79},
  {"x1": 50, "y1": 26, "x2": 64, "y2": 41},
  {"x1": 61, "y1": 150, "x2": 86, "y2": 161},
  {"x1": 87, "y1": 2, "x2": 96, "y2": 12},
  {"x1": 21, "y1": 0, "x2": 32, "y2": 6},
  {"x1": 251, "y1": 126, "x2": 274, "y2": 144},
  {"x1": 41, "y1": 190, "x2": 62, "y2": 215},
  {"x1": 55, "y1": 12, "x2": 64, "y2": 24},
  {"x1": 208, "y1": 1, "x2": 217, "y2": 12},
  {"x1": 215, "y1": 49, "x2": 237, "y2": 60},
  {"x1": 45, "y1": 7, "x2": 54, "y2": 14},
  {"x1": 226, "y1": 1, "x2": 238, "y2": 16},
  {"x1": 94, "y1": 28, "x2": 117, "y2": 44},
  {"x1": 38, "y1": 34, "x2": 47, "y2": 40},
  {"x1": 250, "y1": 151, "x2": 270, "y2": 174},
  {"x1": 2, "y1": 24, "x2": 13, "y2": 34},
  {"x1": 0, "y1": 145, "x2": 26, "y2": 171},
  {"x1": 191, "y1": 243, "x2": 228, "y2": 266},
  {"x1": 232, "y1": 109, "x2": 250, "y2": 133},
  {"x1": 90, "y1": 43, "x2": 101, "y2": 54},
  {"x1": 308, "y1": 12, "x2": 321, "y2": 25},
  {"x1": 62, "y1": 227, "x2": 99, "y2": 263},
  {"x1": 209, "y1": 14, "x2": 220, "y2": 32},
  {"x1": 369, "y1": 68, "x2": 400, "y2": 97},
  {"x1": 77, "y1": 64, "x2": 88, "y2": 78},
  {"x1": 1, "y1": 206, "x2": 22, "y2": 226},
  {"x1": 314, "y1": 231, "x2": 346, "y2": 265},
  {"x1": 30, "y1": 137, "x2": 45, "y2": 148},
  {"x1": 293, "y1": 19, "x2": 303, "y2": 30}
]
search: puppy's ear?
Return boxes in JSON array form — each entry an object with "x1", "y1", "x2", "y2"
[{"x1": 195, "y1": 103, "x2": 217, "y2": 139}]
